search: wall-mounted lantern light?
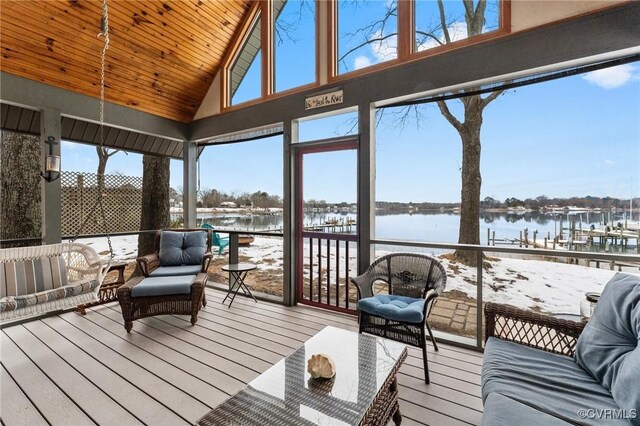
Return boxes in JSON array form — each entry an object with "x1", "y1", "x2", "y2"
[{"x1": 41, "y1": 136, "x2": 61, "y2": 182}]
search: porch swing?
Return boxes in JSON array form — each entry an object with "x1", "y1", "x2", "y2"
[{"x1": 0, "y1": 1, "x2": 114, "y2": 323}]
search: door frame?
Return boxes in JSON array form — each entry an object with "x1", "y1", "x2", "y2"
[{"x1": 293, "y1": 135, "x2": 359, "y2": 313}]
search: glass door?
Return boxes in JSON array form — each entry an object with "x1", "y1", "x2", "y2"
[{"x1": 295, "y1": 138, "x2": 358, "y2": 313}]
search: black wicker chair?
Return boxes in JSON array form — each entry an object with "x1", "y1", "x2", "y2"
[{"x1": 351, "y1": 253, "x2": 447, "y2": 384}]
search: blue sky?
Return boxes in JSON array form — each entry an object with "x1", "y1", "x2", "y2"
[{"x1": 61, "y1": 1, "x2": 640, "y2": 204}]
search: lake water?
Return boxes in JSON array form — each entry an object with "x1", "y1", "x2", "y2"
[{"x1": 186, "y1": 210, "x2": 637, "y2": 252}]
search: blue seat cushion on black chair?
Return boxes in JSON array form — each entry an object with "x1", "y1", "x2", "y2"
[
  {"x1": 149, "y1": 265, "x2": 203, "y2": 277},
  {"x1": 483, "y1": 337, "x2": 627, "y2": 425},
  {"x1": 358, "y1": 295, "x2": 425, "y2": 323},
  {"x1": 131, "y1": 275, "x2": 195, "y2": 298}
]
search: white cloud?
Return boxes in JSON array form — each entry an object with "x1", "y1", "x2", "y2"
[
  {"x1": 416, "y1": 22, "x2": 468, "y2": 52},
  {"x1": 604, "y1": 159, "x2": 615, "y2": 166},
  {"x1": 369, "y1": 30, "x2": 398, "y2": 62},
  {"x1": 583, "y1": 64, "x2": 637, "y2": 89},
  {"x1": 354, "y1": 55, "x2": 372, "y2": 70}
]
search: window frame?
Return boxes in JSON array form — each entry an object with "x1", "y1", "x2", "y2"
[
  {"x1": 221, "y1": 0, "x2": 511, "y2": 111},
  {"x1": 327, "y1": 0, "x2": 511, "y2": 82}
]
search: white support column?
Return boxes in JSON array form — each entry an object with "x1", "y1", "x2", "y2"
[
  {"x1": 357, "y1": 102, "x2": 375, "y2": 274},
  {"x1": 40, "y1": 107, "x2": 62, "y2": 244},
  {"x1": 183, "y1": 140, "x2": 197, "y2": 228}
]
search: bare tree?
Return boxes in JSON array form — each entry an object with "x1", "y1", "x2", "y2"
[
  {"x1": 340, "y1": 0, "x2": 505, "y2": 266},
  {"x1": 0, "y1": 131, "x2": 41, "y2": 246}
]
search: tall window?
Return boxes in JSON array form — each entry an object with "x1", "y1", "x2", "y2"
[
  {"x1": 337, "y1": 0, "x2": 398, "y2": 75},
  {"x1": 230, "y1": 14, "x2": 262, "y2": 106},
  {"x1": 274, "y1": 0, "x2": 316, "y2": 92},
  {"x1": 415, "y1": 0, "x2": 500, "y2": 52}
]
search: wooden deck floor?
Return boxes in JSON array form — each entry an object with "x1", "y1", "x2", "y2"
[{"x1": 1, "y1": 289, "x2": 484, "y2": 426}]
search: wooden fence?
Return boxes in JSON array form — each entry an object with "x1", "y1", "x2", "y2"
[{"x1": 61, "y1": 171, "x2": 142, "y2": 236}]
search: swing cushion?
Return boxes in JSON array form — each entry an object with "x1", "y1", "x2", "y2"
[
  {"x1": 0, "y1": 255, "x2": 98, "y2": 313},
  {"x1": 1, "y1": 256, "x2": 68, "y2": 299},
  {"x1": 159, "y1": 231, "x2": 207, "y2": 266}
]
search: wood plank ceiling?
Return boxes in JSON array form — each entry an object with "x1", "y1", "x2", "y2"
[{"x1": 0, "y1": 0, "x2": 252, "y2": 123}]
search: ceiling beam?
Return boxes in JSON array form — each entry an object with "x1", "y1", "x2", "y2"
[{"x1": 1, "y1": 72, "x2": 188, "y2": 141}]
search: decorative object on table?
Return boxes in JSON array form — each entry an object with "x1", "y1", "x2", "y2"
[
  {"x1": 352, "y1": 253, "x2": 447, "y2": 384},
  {"x1": 307, "y1": 353, "x2": 336, "y2": 379},
  {"x1": 197, "y1": 326, "x2": 408, "y2": 426},
  {"x1": 580, "y1": 291, "x2": 600, "y2": 319}
]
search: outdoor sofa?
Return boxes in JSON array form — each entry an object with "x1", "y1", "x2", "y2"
[{"x1": 482, "y1": 272, "x2": 639, "y2": 425}]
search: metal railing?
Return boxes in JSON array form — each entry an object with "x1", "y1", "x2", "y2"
[
  {"x1": 299, "y1": 231, "x2": 358, "y2": 313},
  {"x1": 372, "y1": 238, "x2": 640, "y2": 351},
  {"x1": 207, "y1": 229, "x2": 285, "y2": 303}
]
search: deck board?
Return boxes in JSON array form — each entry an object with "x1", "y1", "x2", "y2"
[
  {"x1": 0, "y1": 365, "x2": 48, "y2": 426},
  {"x1": 1, "y1": 288, "x2": 484, "y2": 426},
  {"x1": 1, "y1": 334, "x2": 94, "y2": 426}
]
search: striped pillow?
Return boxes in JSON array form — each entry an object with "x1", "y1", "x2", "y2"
[{"x1": 1, "y1": 256, "x2": 68, "y2": 299}]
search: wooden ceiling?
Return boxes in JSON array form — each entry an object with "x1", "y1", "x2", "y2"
[{"x1": 0, "y1": 0, "x2": 253, "y2": 123}]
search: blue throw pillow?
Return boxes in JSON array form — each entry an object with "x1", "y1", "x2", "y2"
[
  {"x1": 575, "y1": 273, "x2": 640, "y2": 418},
  {"x1": 158, "y1": 231, "x2": 184, "y2": 266},
  {"x1": 182, "y1": 231, "x2": 207, "y2": 265}
]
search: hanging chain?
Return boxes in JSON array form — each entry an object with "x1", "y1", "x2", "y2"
[{"x1": 71, "y1": 0, "x2": 114, "y2": 258}]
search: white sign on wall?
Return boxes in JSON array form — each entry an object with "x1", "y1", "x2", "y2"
[{"x1": 305, "y1": 90, "x2": 344, "y2": 110}]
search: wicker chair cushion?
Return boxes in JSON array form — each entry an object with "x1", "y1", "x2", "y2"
[
  {"x1": 159, "y1": 231, "x2": 207, "y2": 266},
  {"x1": 483, "y1": 337, "x2": 623, "y2": 425},
  {"x1": 575, "y1": 273, "x2": 640, "y2": 416},
  {"x1": 482, "y1": 393, "x2": 571, "y2": 426},
  {"x1": 130, "y1": 275, "x2": 195, "y2": 298},
  {"x1": 149, "y1": 265, "x2": 203, "y2": 277},
  {"x1": 358, "y1": 295, "x2": 425, "y2": 323}
]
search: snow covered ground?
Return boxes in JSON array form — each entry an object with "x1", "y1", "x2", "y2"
[{"x1": 75, "y1": 234, "x2": 633, "y2": 315}]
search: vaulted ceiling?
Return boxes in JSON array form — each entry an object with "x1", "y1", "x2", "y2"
[{"x1": 0, "y1": 0, "x2": 253, "y2": 123}]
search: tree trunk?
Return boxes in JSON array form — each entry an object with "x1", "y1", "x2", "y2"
[
  {"x1": 0, "y1": 131, "x2": 42, "y2": 246},
  {"x1": 137, "y1": 154, "x2": 170, "y2": 257},
  {"x1": 454, "y1": 96, "x2": 483, "y2": 266},
  {"x1": 96, "y1": 147, "x2": 108, "y2": 191}
]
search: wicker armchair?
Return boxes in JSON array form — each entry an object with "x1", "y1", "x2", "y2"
[
  {"x1": 352, "y1": 253, "x2": 447, "y2": 383},
  {"x1": 137, "y1": 229, "x2": 213, "y2": 277}
]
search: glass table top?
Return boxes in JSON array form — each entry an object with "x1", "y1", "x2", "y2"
[{"x1": 198, "y1": 326, "x2": 407, "y2": 426}]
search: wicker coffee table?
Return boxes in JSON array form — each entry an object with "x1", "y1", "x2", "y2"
[{"x1": 197, "y1": 326, "x2": 407, "y2": 426}]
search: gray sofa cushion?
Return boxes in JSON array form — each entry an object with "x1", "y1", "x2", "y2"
[
  {"x1": 149, "y1": 265, "x2": 203, "y2": 277},
  {"x1": 483, "y1": 392, "x2": 571, "y2": 426},
  {"x1": 483, "y1": 337, "x2": 627, "y2": 425},
  {"x1": 158, "y1": 231, "x2": 207, "y2": 266},
  {"x1": 575, "y1": 273, "x2": 640, "y2": 419},
  {"x1": 131, "y1": 275, "x2": 195, "y2": 298}
]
